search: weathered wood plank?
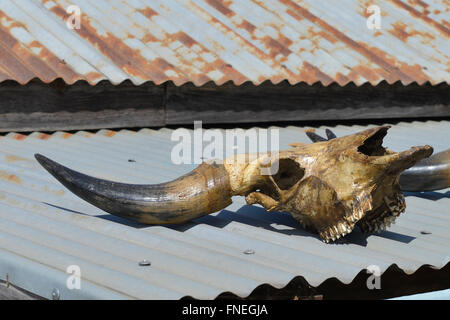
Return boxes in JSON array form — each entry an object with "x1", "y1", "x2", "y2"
[
  {"x1": 0, "y1": 79, "x2": 165, "y2": 132},
  {"x1": 166, "y1": 81, "x2": 450, "y2": 124},
  {"x1": 0, "y1": 79, "x2": 448, "y2": 132}
]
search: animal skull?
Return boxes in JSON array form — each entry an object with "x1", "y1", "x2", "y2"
[{"x1": 35, "y1": 126, "x2": 433, "y2": 242}]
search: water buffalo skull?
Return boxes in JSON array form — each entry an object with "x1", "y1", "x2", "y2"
[{"x1": 36, "y1": 126, "x2": 436, "y2": 242}]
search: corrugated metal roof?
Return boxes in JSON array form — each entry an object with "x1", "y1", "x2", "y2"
[
  {"x1": 391, "y1": 289, "x2": 450, "y2": 300},
  {"x1": 0, "y1": 120, "x2": 448, "y2": 299},
  {"x1": 390, "y1": 288, "x2": 450, "y2": 300},
  {"x1": 0, "y1": 0, "x2": 448, "y2": 86}
]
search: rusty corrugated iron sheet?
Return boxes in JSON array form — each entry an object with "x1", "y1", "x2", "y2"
[{"x1": 0, "y1": 0, "x2": 449, "y2": 86}]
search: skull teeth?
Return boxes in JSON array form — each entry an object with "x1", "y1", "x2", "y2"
[
  {"x1": 320, "y1": 221, "x2": 354, "y2": 242},
  {"x1": 361, "y1": 213, "x2": 400, "y2": 234}
]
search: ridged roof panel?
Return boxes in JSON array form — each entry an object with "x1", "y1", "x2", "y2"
[
  {"x1": 0, "y1": 0, "x2": 448, "y2": 86},
  {"x1": 0, "y1": 121, "x2": 448, "y2": 299}
]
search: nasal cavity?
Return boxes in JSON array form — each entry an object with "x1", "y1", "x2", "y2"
[{"x1": 358, "y1": 128, "x2": 388, "y2": 156}]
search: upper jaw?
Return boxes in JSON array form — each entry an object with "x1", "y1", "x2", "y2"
[{"x1": 357, "y1": 192, "x2": 406, "y2": 233}]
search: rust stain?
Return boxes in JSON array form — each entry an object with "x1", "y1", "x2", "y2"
[
  {"x1": 138, "y1": 20, "x2": 216, "y2": 85},
  {"x1": 414, "y1": 0, "x2": 430, "y2": 9},
  {"x1": 335, "y1": 72, "x2": 351, "y2": 85},
  {"x1": 139, "y1": 7, "x2": 159, "y2": 19},
  {"x1": 4, "y1": 155, "x2": 28, "y2": 163},
  {"x1": 0, "y1": 11, "x2": 23, "y2": 30},
  {"x1": 139, "y1": 8, "x2": 211, "y2": 85},
  {"x1": 0, "y1": 0, "x2": 447, "y2": 86},
  {"x1": 50, "y1": 5, "x2": 187, "y2": 85},
  {"x1": 389, "y1": 21, "x2": 436, "y2": 42},
  {"x1": 300, "y1": 62, "x2": 335, "y2": 86},
  {"x1": 347, "y1": 65, "x2": 382, "y2": 83},
  {"x1": 389, "y1": 22, "x2": 410, "y2": 41},
  {"x1": 364, "y1": 45, "x2": 430, "y2": 83},
  {"x1": 181, "y1": 0, "x2": 293, "y2": 83},
  {"x1": 13, "y1": 134, "x2": 27, "y2": 141},
  {"x1": 280, "y1": 0, "x2": 417, "y2": 84},
  {"x1": 0, "y1": 67, "x2": 10, "y2": 81},
  {"x1": 104, "y1": 130, "x2": 116, "y2": 137},
  {"x1": 315, "y1": 30, "x2": 338, "y2": 44},
  {"x1": 277, "y1": 34, "x2": 294, "y2": 48},
  {"x1": 0, "y1": 37, "x2": 36, "y2": 83},
  {"x1": 391, "y1": 0, "x2": 449, "y2": 37},
  {"x1": 175, "y1": 32, "x2": 197, "y2": 48},
  {"x1": 141, "y1": 33, "x2": 159, "y2": 43},
  {"x1": 41, "y1": 185, "x2": 65, "y2": 197},
  {"x1": 0, "y1": 10, "x2": 80, "y2": 84},
  {"x1": 0, "y1": 28, "x2": 56, "y2": 83},
  {"x1": 216, "y1": 61, "x2": 247, "y2": 84},
  {"x1": 27, "y1": 40, "x2": 81, "y2": 84},
  {"x1": 264, "y1": 36, "x2": 292, "y2": 58},
  {"x1": 362, "y1": 3, "x2": 370, "y2": 18},
  {"x1": 206, "y1": 0, "x2": 235, "y2": 17},
  {"x1": 238, "y1": 20, "x2": 256, "y2": 34},
  {"x1": 84, "y1": 71, "x2": 103, "y2": 83},
  {"x1": 0, "y1": 171, "x2": 22, "y2": 185},
  {"x1": 37, "y1": 133, "x2": 51, "y2": 140},
  {"x1": 373, "y1": 31, "x2": 382, "y2": 37},
  {"x1": 62, "y1": 132, "x2": 73, "y2": 139},
  {"x1": 285, "y1": 9, "x2": 304, "y2": 21}
]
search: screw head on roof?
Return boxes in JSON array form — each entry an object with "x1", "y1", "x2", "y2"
[
  {"x1": 139, "y1": 259, "x2": 151, "y2": 266},
  {"x1": 243, "y1": 249, "x2": 255, "y2": 255},
  {"x1": 51, "y1": 288, "x2": 60, "y2": 300}
]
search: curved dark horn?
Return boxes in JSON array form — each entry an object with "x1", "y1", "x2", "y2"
[
  {"x1": 325, "y1": 129, "x2": 337, "y2": 140},
  {"x1": 400, "y1": 149, "x2": 450, "y2": 192},
  {"x1": 35, "y1": 154, "x2": 232, "y2": 224},
  {"x1": 305, "y1": 131, "x2": 327, "y2": 142}
]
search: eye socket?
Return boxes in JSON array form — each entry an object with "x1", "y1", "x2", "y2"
[
  {"x1": 358, "y1": 128, "x2": 388, "y2": 156},
  {"x1": 272, "y1": 159, "x2": 305, "y2": 190}
]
